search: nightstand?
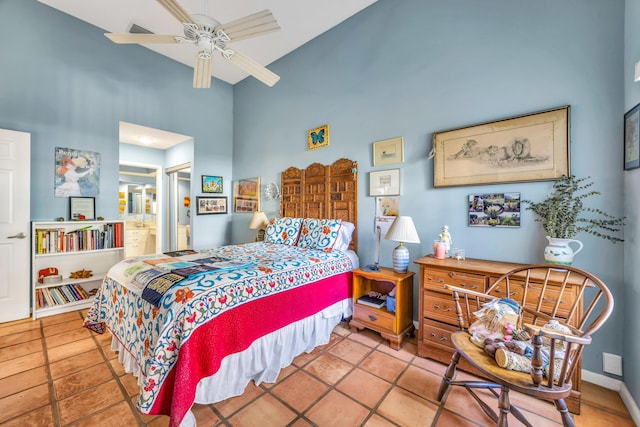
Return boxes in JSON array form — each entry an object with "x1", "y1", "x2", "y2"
[{"x1": 349, "y1": 267, "x2": 414, "y2": 350}]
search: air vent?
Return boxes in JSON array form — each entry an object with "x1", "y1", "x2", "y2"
[{"x1": 128, "y1": 23, "x2": 153, "y2": 34}]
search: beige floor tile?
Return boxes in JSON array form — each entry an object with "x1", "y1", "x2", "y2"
[
  {"x1": 363, "y1": 413, "x2": 398, "y2": 427},
  {"x1": 0, "y1": 404, "x2": 55, "y2": 427},
  {"x1": 47, "y1": 337, "x2": 97, "y2": 363},
  {"x1": 49, "y1": 348, "x2": 105, "y2": 378},
  {"x1": 54, "y1": 362, "x2": 114, "y2": 400},
  {"x1": 0, "y1": 383, "x2": 50, "y2": 424},
  {"x1": 0, "y1": 365, "x2": 49, "y2": 399},
  {"x1": 335, "y1": 367, "x2": 391, "y2": 409},
  {"x1": 228, "y1": 393, "x2": 297, "y2": 427},
  {"x1": 347, "y1": 328, "x2": 384, "y2": 348},
  {"x1": 328, "y1": 337, "x2": 372, "y2": 365},
  {"x1": 57, "y1": 379, "x2": 125, "y2": 425},
  {"x1": 377, "y1": 387, "x2": 438, "y2": 427},
  {"x1": 45, "y1": 325, "x2": 93, "y2": 348},
  {"x1": 435, "y1": 409, "x2": 486, "y2": 426},
  {"x1": 0, "y1": 351, "x2": 46, "y2": 379},
  {"x1": 303, "y1": 353, "x2": 354, "y2": 385},
  {"x1": 0, "y1": 328, "x2": 42, "y2": 348},
  {"x1": 376, "y1": 338, "x2": 417, "y2": 362},
  {"x1": 72, "y1": 400, "x2": 140, "y2": 427},
  {"x1": 396, "y1": 365, "x2": 442, "y2": 404},
  {"x1": 292, "y1": 346, "x2": 322, "y2": 368},
  {"x1": 0, "y1": 338, "x2": 43, "y2": 362},
  {"x1": 359, "y1": 350, "x2": 407, "y2": 383},
  {"x1": 261, "y1": 362, "x2": 297, "y2": 389},
  {"x1": 109, "y1": 357, "x2": 127, "y2": 376},
  {"x1": 120, "y1": 371, "x2": 142, "y2": 397},
  {"x1": 192, "y1": 404, "x2": 221, "y2": 426},
  {"x1": 289, "y1": 418, "x2": 313, "y2": 427},
  {"x1": 412, "y1": 355, "x2": 448, "y2": 375},
  {"x1": 270, "y1": 370, "x2": 329, "y2": 412},
  {"x1": 306, "y1": 390, "x2": 370, "y2": 427}
]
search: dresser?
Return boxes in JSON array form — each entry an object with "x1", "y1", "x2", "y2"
[{"x1": 414, "y1": 255, "x2": 585, "y2": 414}]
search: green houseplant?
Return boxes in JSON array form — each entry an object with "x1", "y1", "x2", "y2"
[{"x1": 523, "y1": 175, "x2": 625, "y2": 265}]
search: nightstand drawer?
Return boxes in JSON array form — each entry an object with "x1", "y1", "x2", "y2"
[
  {"x1": 423, "y1": 269, "x2": 485, "y2": 294},
  {"x1": 353, "y1": 304, "x2": 395, "y2": 332}
]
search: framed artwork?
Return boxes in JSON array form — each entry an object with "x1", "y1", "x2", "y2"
[
  {"x1": 196, "y1": 196, "x2": 227, "y2": 215},
  {"x1": 54, "y1": 147, "x2": 101, "y2": 197},
  {"x1": 468, "y1": 192, "x2": 521, "y2": 227},
  {"x1": 369, "y1": 169, "x2": 400, "y2": 196},
  {"x1": 307, "y1": 124, "x2": 330, "y2": 150},
  {"x1": 202, "y1": 175, "x2": 223, "y2": 193},
  {"x1": 433, "y1": 106, "x2": 570, "y2": 187},
  {"x1": 69, "y1": 197, "x2": 96, "y2": 221},
  {"x1": 234, "y1": 177, "x2": 260, "y2": 213},
  {"x1": 624, "y1": 102, "x2": 640, "y2": 170},
  {"x1": 373, "y1": 136, "x2": 404, "y2": 166}
]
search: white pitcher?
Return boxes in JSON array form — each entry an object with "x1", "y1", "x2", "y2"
[{"x1": 544, "y1": 236, "x2": 583, "y2": 265}]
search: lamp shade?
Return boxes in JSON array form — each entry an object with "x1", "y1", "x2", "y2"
[
  {"x1": 384, "y1": 216, "x2": 420, "y2": 244},
  {"x1": 248, "y1": 211, "x2": 269, "y2": 230},
  {"x1": 384, "y1": 216, "x2": 420, "y2": 273}
]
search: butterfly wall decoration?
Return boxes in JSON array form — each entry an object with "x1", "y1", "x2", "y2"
[{"x1": 307, "y1": 124, "x2": 330, "y2": 150}]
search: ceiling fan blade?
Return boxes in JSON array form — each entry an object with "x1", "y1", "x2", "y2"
[
  {"x1": 193, "y1": 53, "x2": 212, "y2": 89},
  {"x1": 156, "y1": 0, "x2": 196, "y2": 24},
  {"x1": 223, "y1": 49, "x2": 280, "y2": 87},
  {"x1": 218, "y1": 10, "x2": 280, "y2": 42},
  {"x1": 105, "y1": 33, "x2": 178, "y2": 44}
]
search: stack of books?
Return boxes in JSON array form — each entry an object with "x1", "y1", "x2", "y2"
[{"x1": 357, "y1": 295, "x2": 386, "y2": 308}]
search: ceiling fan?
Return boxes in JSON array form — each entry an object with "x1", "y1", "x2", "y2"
[{"x1": 105, "y1": 0, "x2": 281, "y2": 89}]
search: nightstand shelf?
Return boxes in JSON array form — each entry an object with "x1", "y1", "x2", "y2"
[{"x1": 349, "y1": 267, "x2": 414, "y2": 350}]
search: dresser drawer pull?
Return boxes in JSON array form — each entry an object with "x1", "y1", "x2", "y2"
[
  {"x1": 460, "y1": 283, "x2": 479, "y2": 290},
  {"x1": 368, "y1": 314, "x2": 377, "y2": 322},
  {"x1": 427, "y1": 277, "x2": 445, "y2": 283},
  {"x1": 433, "y1": 304, "x2": 451, "y2": 312},
  {"x1": 430, "y1": 333, "x2": 448, "y2": 341}
]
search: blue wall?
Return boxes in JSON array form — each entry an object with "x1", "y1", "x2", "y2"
[
  {"x1": 0, "y1": 0, "x2": 233, "y2": 249},
  {"x1": 624, "y1": 0, "x2": 640, "y2": 408},
  {"x1": 233, "y1": 0, "x2": 627, "y2": 378}
]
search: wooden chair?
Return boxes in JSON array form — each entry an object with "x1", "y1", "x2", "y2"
[{"x1": 436, "y1": 264, "x2": 614, "y2": 427}]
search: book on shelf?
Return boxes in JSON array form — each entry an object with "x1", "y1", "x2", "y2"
[{"x1": 357, "y1": 295, "x2": 386, "y2": 308}]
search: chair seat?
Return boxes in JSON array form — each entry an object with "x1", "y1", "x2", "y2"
[{"x1": 451, "y1": 331, "x2": 572, "y2": 399}]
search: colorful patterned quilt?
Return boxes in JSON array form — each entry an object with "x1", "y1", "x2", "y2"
[{"x1": 83, "y1": 242, "x2": 354, "y2": 426}]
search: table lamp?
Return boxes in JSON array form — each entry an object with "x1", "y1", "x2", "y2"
[
  {"x1": 249, "y1": 211, "x2": 269, "y2": 241},
  {"x1": 384, "y1": 216, "x2": 421, "y2": 273}
]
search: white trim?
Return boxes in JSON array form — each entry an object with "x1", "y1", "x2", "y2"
[{"x1": 582, "y1": 369, "x2": 640, "y2": 425}]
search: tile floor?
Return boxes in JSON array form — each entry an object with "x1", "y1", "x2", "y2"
[{"x1": 0, "y1": 310, "x2": 635, "y2": 427}]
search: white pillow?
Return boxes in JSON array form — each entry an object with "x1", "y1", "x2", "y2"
[{"x1": 333, "y1": 221, "x2": 355, "y2": 252}]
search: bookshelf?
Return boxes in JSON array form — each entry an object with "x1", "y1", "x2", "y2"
[{"x1": 31, "y1": 220, "x2": 125, "y2": 319}]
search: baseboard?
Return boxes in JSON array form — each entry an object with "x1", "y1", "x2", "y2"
[{"x1": 582, "y1": 369, "x2": 640, "y2": 425}]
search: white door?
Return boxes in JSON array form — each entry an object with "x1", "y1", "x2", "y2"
[{"x1": 0, "y1": 129, "x2": 30, "y2": 322}]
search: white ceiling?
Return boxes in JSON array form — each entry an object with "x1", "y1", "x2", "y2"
[
  {"x1": 119, "y1": 121, "x2": 192, "y2": 149},
  {"x1": 38, "y1": 0, "x2": 377, "y2": 86}
]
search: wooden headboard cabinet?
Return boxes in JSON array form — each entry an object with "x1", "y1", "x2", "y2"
[{"x1": 280, "y1": 158, "x2": 358, "y2": 252}]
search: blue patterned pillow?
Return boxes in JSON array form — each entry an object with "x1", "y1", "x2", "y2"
[
  {"x1": 297, "y1": 218, "x2": 322, "y2": 249},
  {"x1": 315, "y1": 219, "x2": 343, "y2": 252},
  {"x1": 264, "y1": 217, "x2": 303, "y2": 245}
]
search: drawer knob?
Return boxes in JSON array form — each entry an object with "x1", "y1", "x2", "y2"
[
  {"x1": 433, "y1": 304, "x2": 451, "y2": 312},
  {"x1": 368, "y1": 314, "x2": 377, "y2": 322},
  {"x1": 430, "y1": 333, "x2": 448, "y2": 341},
  {"x1": 427, "y1": 277, "x2": 444, "y2": 283},
  {"x1": 461, "y1": 283, "x2": 479, "y2": 290}
]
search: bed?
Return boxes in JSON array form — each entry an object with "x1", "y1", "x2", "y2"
[{"x1": 83, "y1": 159, "x2": 359, "y2": 427}]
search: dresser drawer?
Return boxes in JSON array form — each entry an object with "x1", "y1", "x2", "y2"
[
  {"x1": 353, "y1": 305, "x2": 395, "y2": 332},
  {"x1": 423, "y1": 290, "x2": 466, "y2": 327},
  {"x1": 488, "y1": 278, "x2": 573, "y2": 319},
  {"x1": 422, "y1": 319, "x2": 457, "y2": 352},
  {"x1": 423, "y1": 269, "x2": 485, "y2": 294}
]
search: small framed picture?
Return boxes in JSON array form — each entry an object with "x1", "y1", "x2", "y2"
[
  {"x1": 69, "y1": 197, "x2": 95, "y2": 220},
  {"x1": 624, "y1": 102, "x2": 640, "y2": 170},
  {"x1": 202, "y1": 175, "x2": 223, "y2": 193},
  {"x1": 196, "y1": 196, "x2": 228, "y2": 215},
  {"x1": 468, "y1": 193, "x2": 521, "y2": 227},
  {"x1": 369, "y1": 169, "x2": 400, "y2": 196},
  {"x1": 307, "y1": 124, "x2": 330, "y2": 150},
  {"x1": 373, "y1": 137, "x2": 404, "y2": 166}
]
